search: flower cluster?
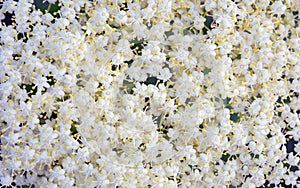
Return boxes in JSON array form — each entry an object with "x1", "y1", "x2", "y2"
[{"x1": 1, "y1": 0, "x2": 300, "y2": 187}]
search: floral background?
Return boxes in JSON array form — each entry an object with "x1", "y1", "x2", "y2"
[{"x1": 0, "y1": 0, "x2": 300, "y2": 187}]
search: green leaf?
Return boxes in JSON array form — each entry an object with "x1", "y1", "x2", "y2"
[
  {"x1": 221, "y1": 153, "x2": 230, "y2": 162},
  {"x1": 34, "y1": 0, "x2": 60, "y2": 17},
  {"x1": 202, "y1": 67, "x2": 211, "y2": 75},
  {"x1": 230, "y1": 113, "x2": 239, "y2": 122}
]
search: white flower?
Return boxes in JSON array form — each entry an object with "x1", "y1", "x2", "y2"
[
  {"x1": 49, "y1": 166, "x2": 66, "y2": 181},
  {"x1": 193, "y1": 16, "x2": 206, "y2": 30},
  {"x1": 284, "y1": 171, "x2": 298, "y2": 186},
  {"x1": 245, "y1": 73, "x2": 257, "y2": 85},
  {"x1": 286, "y1": 112, "x2": 300, "y2": 128},
  {"x1": 61, "y1": 156, "x2": 77, "y2": 173},
  {"x1": 270, "y1": 1, "x2": 287, "y2": 15},
  {"x1": 287, "y1": 126, "x2": 300, "y2": 141},
  {"x1": 291, "y1": 79, "x2": 300, "y2": 93},
  {"x1": 132, "y1": 21, "x2": 149, "y2": 39},
  {"x1": 0, "y1": 175, "x2": 13, "y2": 186},
  {"x1": 295, "y1": 142, "x2": 300, "y2": 153},
  {"x1": 157, "y1": 68, "x2": 172, "y2": 81},
  {"x1": 286, "y1": 153, "x2": 299, "y2": 166}
]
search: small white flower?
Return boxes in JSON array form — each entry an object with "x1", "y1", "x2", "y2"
[
  {"x1": 193, "y1": 16, "x2": 206, "y2": 30},
  {"x1": 270, "y1": 1, "x2": 287, "y2": 15}
]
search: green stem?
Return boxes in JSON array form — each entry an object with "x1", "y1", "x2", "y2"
[
  {"x1": 159, "y1": 113, "x2": 165, "y2": 127},
  {"x1": 47, "y1": 3, "x2": 52, "y2": 12}
]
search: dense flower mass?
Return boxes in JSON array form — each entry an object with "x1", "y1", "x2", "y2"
[{"x1": 0, "y1": 0, "x2": 300, "y2": 187}]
